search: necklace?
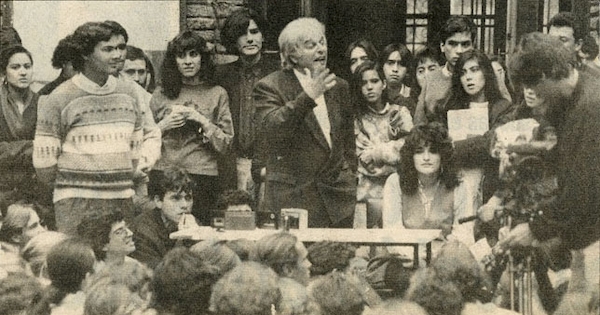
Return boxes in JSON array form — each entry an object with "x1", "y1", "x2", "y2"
[{"x1": 418, "y1": 179, "x2": 439, "y2": 218}]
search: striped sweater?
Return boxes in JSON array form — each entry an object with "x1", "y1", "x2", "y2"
[{"x1": 33, "y1": 74, "x2": 143, "y2": 202}]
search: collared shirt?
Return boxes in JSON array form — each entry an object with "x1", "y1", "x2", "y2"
[{"x1": 293, "y1": 69, "x2": 332, "y2": 148}]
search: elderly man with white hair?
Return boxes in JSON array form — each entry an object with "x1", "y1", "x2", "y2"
[{"x1": 253, "y1": 17, "x2": 356, "y2": 228}]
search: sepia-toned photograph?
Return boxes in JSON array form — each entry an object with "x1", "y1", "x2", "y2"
[{"x1": 1, "y1": 1, "x2": 599, "y2": 314}]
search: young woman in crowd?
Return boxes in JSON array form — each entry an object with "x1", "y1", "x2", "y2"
[
  {"x1": 379, "y1": 43, "x2": 416, "y2": 113},
  {"x1": 352, "y1": 61, "x2": 413, "y2": 209},
  {"x1": 149, "y1": 30, "x2": 233, "y2": 226},
  {"x1": 28, "y1": 238, "x2": 96, "y2": 315},
  {"x1": 382, "y1": 122, "x2": 475, "y2": 247},
  {"x1": 411, "y1": 46, "x2": 443, "y2": 106},
  {"x1": 345, "y1": 38, "x2": 379, "y2": 75},
  {"x1": 444, "y1": 50, "x2": 514, "y2": 203},
  {"x1": 0, "y1": 45, "x2": 51, "y2": 211}
]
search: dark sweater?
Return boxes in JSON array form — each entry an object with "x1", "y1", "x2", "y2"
[
  {"x1": 529, "y1": 70, "x2": 600, "y2": 249},
  {"x1": 129, "y1": 208, "x2": 177, "y2": 269}
]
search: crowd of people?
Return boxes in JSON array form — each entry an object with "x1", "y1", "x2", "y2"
[{"x1": 1, "y1": 6, "x2": 599, "y2": 315}]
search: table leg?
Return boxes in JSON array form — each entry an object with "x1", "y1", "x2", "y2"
[
  {"x1": 426, "y1": 242, "x2": 432, "y2": 265},
  {"x1": 414, "y1": 245, "x2": 419, "y2": 267}
]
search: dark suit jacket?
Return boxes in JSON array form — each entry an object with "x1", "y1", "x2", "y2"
[
  {"x1": 253, "y1": 69, "x2": 357, "y2": 227},
  {"x1": 129, "y1": 208, "x2": 177, "y2": 269}
]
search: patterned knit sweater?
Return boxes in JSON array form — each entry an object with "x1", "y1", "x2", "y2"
[{"x1": 33, "y1": 74, "x2": 143, "y2": 202}]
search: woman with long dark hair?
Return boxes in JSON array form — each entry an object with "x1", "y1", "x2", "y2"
[
  {"x1": 149, "y1": 31, "x2": 233, "y2": 225},
  {"x1": 382, "y1": 122, "x2": 475, "y2": 246},
  {"x1": 444, "y1": 50, "x2": 514, "y2": 202},
  {"x1": 0, "y1": 45, "x2": 47, "y2": 210}
]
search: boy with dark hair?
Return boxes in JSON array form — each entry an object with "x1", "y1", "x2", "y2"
[
  {"x1": 33, "y1": 21, "x2": 143, "y2": 235},
  {"x1": 414, "y1": 15, "x2": 476, "y2": 124},
  {"x1": 129, "y1": 166, "x2": 199, "y2": 268},
  {"x1": 120, "y1": 45, "x2": 155, "y2": 92},
  {"x1": 77, "y1": 209, "x2": 136, "y2": 268},
  {"x1": 38, "y1": 35, "x2": 78, "y2": 96},
  {"x1": 216, "y1": 8, "x2": 280, "y2": 197}
]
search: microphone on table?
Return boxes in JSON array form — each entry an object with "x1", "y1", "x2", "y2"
[{"x1": 458, "y1": 215, "x2": 479, "y2": 224}]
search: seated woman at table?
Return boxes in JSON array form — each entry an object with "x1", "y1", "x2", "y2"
[{"x1": 382, "y1": 122, "x2": 475, "y2": 247}]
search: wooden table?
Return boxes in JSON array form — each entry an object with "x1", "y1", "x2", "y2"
[{"x1": 171, "y1": 227, "x2": 442, "y2": 265}]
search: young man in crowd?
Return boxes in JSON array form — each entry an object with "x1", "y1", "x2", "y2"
[
  {"x1": 33, "y1": 21, "x2": 143, "y2": 235},
  {"x1": 77, "y1": 210, "x2": 137, "y2": 269},
  {"x1": 547, "y1": 12, "x2": 598, "y2": 74},
  {"x1": 38, "y1": 35, "x2": 78, "y2": 96},
  {"x1": 129, "y1": 166, "x2": 198, "y2": 269},
  {"x1": 215, "y1": 8, "x2": 280, "y2": 196},
  {"x1": 413, "y1": 15, "x2": 477, "y2": 124},
  {"x1": 120, "y1": 45, "x2": 155, "y2": 92},
  {"x1": 501, "y1": 32, "x2": 600, "y2": 297},
  {"x1": 414, "y1": 15, "x2": 511, "y2": 125},
  {"x1": 253, "y1": 17, "x2": 356, "y2": 228},
  {"x1": 253, "y1": 232, "x2": 312, "y2": 286}
]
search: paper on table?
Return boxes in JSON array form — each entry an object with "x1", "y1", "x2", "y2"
[{"x1": 447, "y1": 108, "x2": 489, "y2": 141}]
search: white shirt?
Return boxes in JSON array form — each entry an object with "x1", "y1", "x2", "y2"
[{"x1": 293, "y1": 69, "x2": 332, "y2": 148}]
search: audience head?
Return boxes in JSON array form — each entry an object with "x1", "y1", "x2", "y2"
[
  {"x1": 121, "y1": 45, "x2": 153, "y2": 90},
  {"x1": 278, "y1": 277, "x2": 322, "y2": 315},
  {"x1": 439, "y1": 15, "x2": 476, "y2": 69},
  {"x1": 380, "y1": 42, "x2": 414, "y2": 89},
  {"x1": 253, "y1": 232, "x2": 311, "y2": 285},
  {"x1": 226, "y1": 238, "x2": 256, "y2": 261},
  {"x1": 152, "y1": 247, "x2": 219, "y2": 315},
  {"x1": 210, "y1": 261, "x2": 281, "y2": 315},
  {"x1": 0, "y1": 202, "x2": 45, "y2": 247},
  {"x1": 365, "y1": 254, "x2": 414, "y2": 298},
  {"x1": 278, "y1": 17, "x2": 327, "y2": 72},
  {"x1": 414, "y1": 46, "x2": 443, "y2": 89},
  {"x1": 431, "y1": 240, "x2": 492, "y2": 303},
  {"x1": 216, "y1": 189, "x2": 254, "y2": 212},
  {"x1": 150, "y1": 166, "x2": 194, "y2": 224},
  {"x1": 0, "y1": 272, "x2": 42, "y2": 315},
  {"x1": 451, "y1": 49, "x2": 502, "y2": 104},
  {"x1": 161, "y1": 30, "x2": 213, "y2": 99},
  {"x1": 77, "y1": 211, "x2": 135, "y2": 260},
  {"x1": 361, "y1": 300, "x2": 428, "y2": 315},
  {"x1": 1, "y1": 45, "x2": 34, "y2": 90},
  {"x1": 307, "y1": 241, "x2": 356, "y2": 276},
  {"x1": 221, "y1": 8, "x2": 267, "y2": 58},
  {"x1": 46, "y1": 238, "x2": 96, "y2": 293},
  {"x1": 346, "y1": 39, "x2": 378, "y2": 74},
  {"x1": 70, "y1": 21, "x2": 128, "y2": 73},
  {"x1": 307, "y1": 271, "x2": 365, "y2": 315},
  {"x1": 51, "y1": 35, "x2": 78, "y2": 78},
  {"x1": 190, "y1": 239, "x2": 241, "y2": 275},
  {"x1": 399, "y1": 122, "x2": 459, "y2": 195},
  {"x1": 88, "y1": 260, "x2": 153, "y2": 304},
  {"x1": 508, "y1": 32, "x2": 575, "y2": 100},
  {"x1": 84, "y1": 283, "x2": 135, "y2": 315},
  {"x1": 406, "y1": 269, "x2": 465, "y2": 315},
  {"x1": 78, "y1": 209, "x2": 134, "y2": 262},
  {"x1": 21, "y1": 231, "x2": 68, "y2": 278},
  {"x1": 548, "y1": 12, "x2": 584, "y2": 55}
]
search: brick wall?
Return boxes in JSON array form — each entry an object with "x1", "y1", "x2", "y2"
[{"x1": 183, "y1": 0, "x2": 248, "y2": 64}]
